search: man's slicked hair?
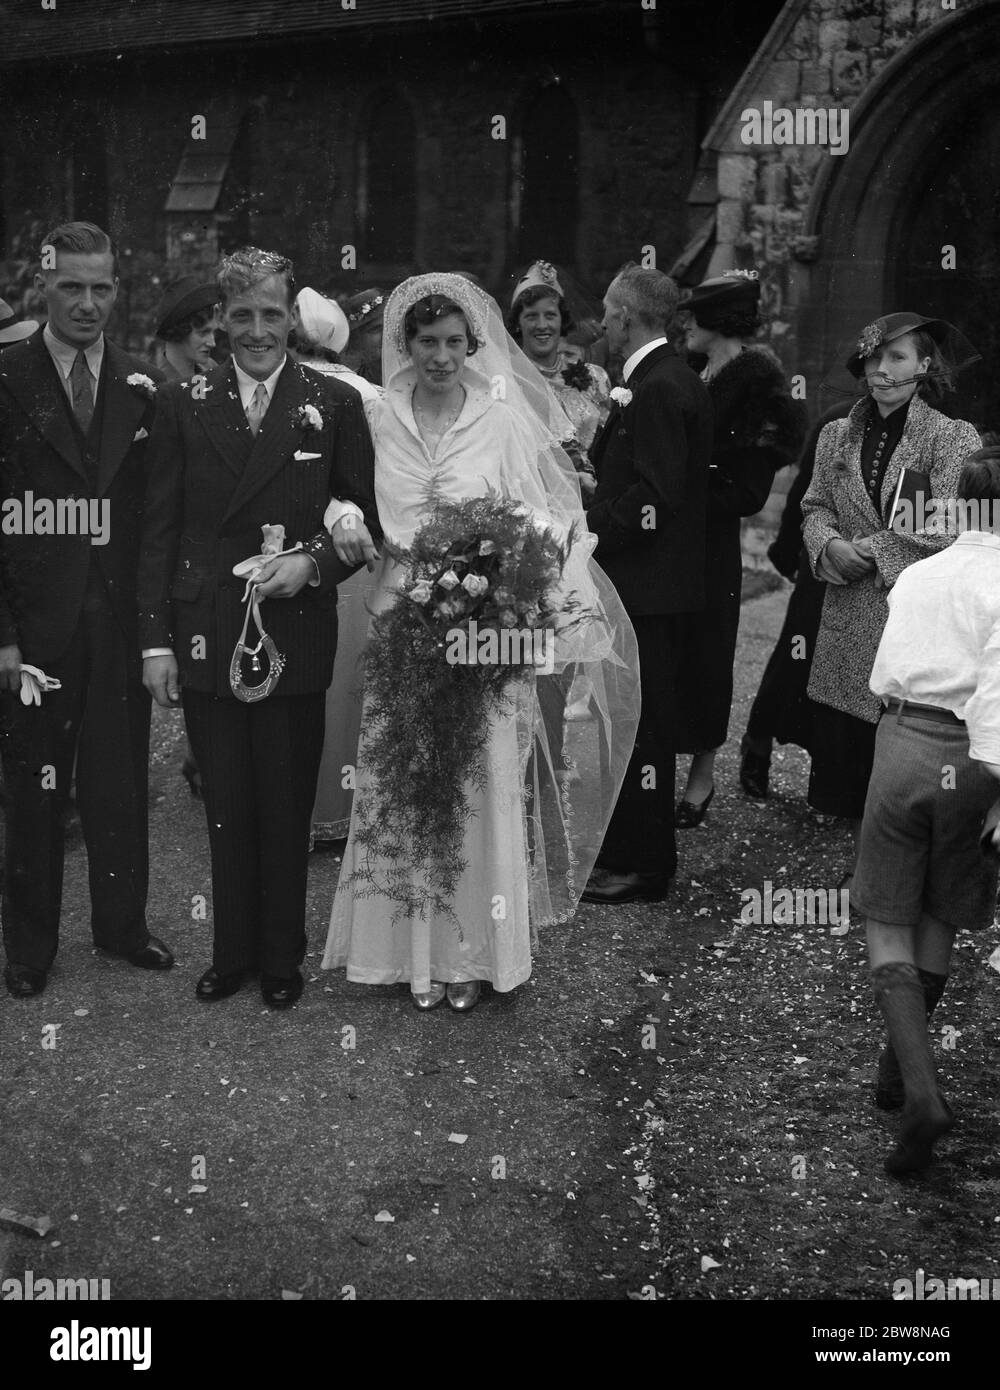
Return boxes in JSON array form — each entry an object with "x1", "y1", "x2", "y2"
[
  {"x1": 217, "y1": 246, "x2": 296, "y2": 308},
  {"x1": 40, "y1": 221, "x2": 118, "y2": 276},
  {"x1": 610, "y1": 264, "x2": 680, "y2": 334}
]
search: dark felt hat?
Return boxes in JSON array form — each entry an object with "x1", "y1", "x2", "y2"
[
  {"x1": 0, "y1": 297, "x2": 38, "y2": 344},
  {"x1": 678, "y1": 271, "x2": 761, "y2": 322},
  {"x1": 846, "y1": 312, "x2": 955, "y2": 378},
  {"x1": 345, "y1": 289, "x2": 386, "y2": 333},
  {"x1": 156, "y1": 277, "x2": 220, "y2": 337}
]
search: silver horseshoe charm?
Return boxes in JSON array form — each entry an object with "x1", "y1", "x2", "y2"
[{"x1": 230, "y1": 585, "x2": 286, "y2": 702}]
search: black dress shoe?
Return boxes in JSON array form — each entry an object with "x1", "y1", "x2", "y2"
[
  {"x1": 675, "y1": 784, "x2": 714, "y2": 829},
  {"x1": 128, "y1": 935, "x2": 175, "y2": 970},
  {"x1": 261, "y1": 971, "x2": 303, "y2": 1008},
  {"x1": 181, "y1": 755, "x2": 203, "y2": 798},
  {"x1": 196, "y1": 967, "x2": 246, "y2": 1001},
  {"x1": 581, "y1": 868, "x2": 671, "y2": 904},
  {"x1": 4, "y1": 963, "x2": 47, "y2": 998},
  {"x1": 739, "y1": 745, "x2": 771, "y2": 799}
]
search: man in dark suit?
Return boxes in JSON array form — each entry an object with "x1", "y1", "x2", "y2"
[
  {"x1": 139, "y1": 247, "x2": 379, "y2": 1008},
  {"x1": 0, "y1": 221, "x2": 175, "y2": 996},
  {"x1": 582, "y1": 265, "x2": 713, "y2": 903}
]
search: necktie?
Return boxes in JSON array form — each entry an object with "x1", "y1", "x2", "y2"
[
  {"x1": 246, "y1": 382, "x2": 268, "y2": 437},
  {"x1": 70, "y1": 351, "x2": 95, "y2": 434}
]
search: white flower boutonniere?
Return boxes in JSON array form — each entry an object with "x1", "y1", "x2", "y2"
[
  {"x1": 609, "y1": 387, "x2": 633, "y2": 408},
  {"x1": 126, "y1": 372, "x2": 157, "y2": 398},
  {"x1": 296, "y1": 404, "x2": 324, "y2": 432}
]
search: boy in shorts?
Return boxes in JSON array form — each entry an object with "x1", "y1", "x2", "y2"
[{"x1": 853, "y1": 447, "x2": 1000, "y2": 1174}]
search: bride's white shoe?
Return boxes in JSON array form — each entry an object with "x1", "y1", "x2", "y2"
[
  {"x1": 446, "y1": 980, "x2": 481, "y2": 1012},
  {"x1": 411, "y1": 981, "x2": 446, "y2": 1010}
]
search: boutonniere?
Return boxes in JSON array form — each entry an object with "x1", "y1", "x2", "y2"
[
  {"x1": 294, "y1": 403, "x2": 324, "y2": 432},
  {"x1": 126, "y1": 372, "x2": 157, "y2": 399},
  {"x1": 609, "y1": 387, "x2": 633, "y2": 408},
  {"x1": 831, "y1": 454, "x2": 850, "y2": 476},
  {"x1": 561, "y1": 360, "x2": 592, "y2": 392}
]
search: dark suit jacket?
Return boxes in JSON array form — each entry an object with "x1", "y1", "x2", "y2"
[
  {"x1": 0, "y1": 331, "x2": 160, "y2": 665},
  {"x1": 586, "y1": 342, "x2": 713, "y2": 616},
  {"x1": 137, "y1": 355, "x2": 378, "y2": 698}
]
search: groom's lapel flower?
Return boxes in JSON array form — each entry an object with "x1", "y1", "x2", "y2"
[
  {"x1": 295, "y1": 403, "x2": 324, "y2": 432},
  {"x1": 126, "y1": 372, "x2": 157, "y2": 399},
  {"x1": 609, "y1": 387, "x2": 633, "y2": 408}
]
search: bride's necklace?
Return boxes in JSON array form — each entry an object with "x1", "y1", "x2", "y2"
[{"x1": 414, "y1": 389, "x2": 464, "y2": 439}]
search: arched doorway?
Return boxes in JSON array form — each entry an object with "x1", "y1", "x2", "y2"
[{"x1": 801, "y1": 4, "x2": 1000, "y2": 429}]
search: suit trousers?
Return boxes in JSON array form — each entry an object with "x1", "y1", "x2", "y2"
[
  {"x1": 1, "y1": 569, "x2": 151, "y2": 971},
  {"x1": 598, "y1": 612, "x2": 679, "y2": 880},
  {"x1": 182, "y1": 689, "x2": 326, "y2": 977}
]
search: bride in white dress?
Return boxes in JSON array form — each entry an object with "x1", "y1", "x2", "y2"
[{"x1": 321, "y1": 273, "x2": 639, "y2": 1011}]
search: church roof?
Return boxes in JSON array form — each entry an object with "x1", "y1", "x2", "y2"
[{"x1": 0, "y1": 0, "x2": 598, "y2": 65}]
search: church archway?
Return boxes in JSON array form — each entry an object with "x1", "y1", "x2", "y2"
[{"x1": 801, "y1": 3, "x2": 1000, "y2": 430}]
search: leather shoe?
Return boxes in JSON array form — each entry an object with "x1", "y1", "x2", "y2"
[
  {"x1": 446, "y1": 980, "x2": 481, "y2": 1012},
  {"x1": 128, "y1": 935, "x2": 174, "y2": 970},
  {"x1": 739, "y1": 745, "x2": 770, "y2": 799},
  {"x1": 412, "y1": 981, "x2": 447, "y2": 1010},
  {"x1": 196, "y1": 967, "x2": 246, "y2": 1001},
  {"x1": 261, "y1": 971, "x2": 303, "y2": 1008},
  {"x1": 4, "y1": 963, "x2": 47, "y2": 998},
  {"x1": 675, "y1": 784, "x2": 714, "y2": 829},
  {"x1": 581, "y1": 867, "x2": 671, "y2": 904}
]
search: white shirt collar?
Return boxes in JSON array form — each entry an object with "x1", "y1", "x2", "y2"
[
  {"x1": 954, "y1": 529, "x2": 1000, "y2": 549},
  {"x1": 622, "y1": 337, "x2": 668, "y2": 384},
  {"x1": 43, "y1": 322, "x2": 104, "y2": 381},
  {"x1": 233, "y1": 355, "x2": 287, "y2": 409}
]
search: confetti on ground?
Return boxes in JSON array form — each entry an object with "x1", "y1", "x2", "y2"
[
  {"x1": 447, "y1": 1133, "x2": 468, "y2": 1144},
  {"x1": 0, "y1": 1207, "x2": 53, "y2": 1237}
]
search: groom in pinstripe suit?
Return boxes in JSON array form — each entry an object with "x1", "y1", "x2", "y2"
[{"x1": 138, "y1": 248, "x2": 379, "y2": 1007}]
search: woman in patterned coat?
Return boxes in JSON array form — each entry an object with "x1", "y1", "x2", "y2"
[{"x1": 801, "y1": 312, "x2": 981, "y2": 873}]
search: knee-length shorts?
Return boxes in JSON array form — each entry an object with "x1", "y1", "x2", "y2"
[{"x1": 852, "y1": 708, "x2": 999, "y2": 931}]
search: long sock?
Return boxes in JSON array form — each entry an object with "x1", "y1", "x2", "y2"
[
  {"x1": 871, "y1": 962, "x2": 939, "y2": 1108},
  {"x1": 876, "y1": 969, "x2": 948, "y2": 1106},
  {"x1": 871, "y1": 962, "x2": 952, "y2": 1173}
]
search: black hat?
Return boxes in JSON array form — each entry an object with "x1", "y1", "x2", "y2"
[
  {"x1": 345, "y1": 289, "x2": 386, "y2": 333},
  {"x1": 678, "y1": 271, "x2": 761, "y2": 324},
  {"x1": 846, "y1": 312, "x2": 955, "y2": 378},
  {"x1": 156, "y1": 277, "x2": 219, "y2": 337}
]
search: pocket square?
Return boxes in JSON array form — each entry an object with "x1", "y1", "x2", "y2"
[
  {"x1": 294, "y1": 449, "x2": 322, "y2": 461},
  {"x1": 133, "y1": 427, "x2": 149, "y2": 442}
]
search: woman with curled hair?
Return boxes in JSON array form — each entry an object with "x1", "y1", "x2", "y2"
[
  {"x1": 801, "y1": 312, "x2": 981, "y2": 879},
  {"x1": 508, "y1": 261, "x2": 611, "y2": 499},
  {"x1": 321, "y1": 274, "x2": 639, "y2": 1013}
]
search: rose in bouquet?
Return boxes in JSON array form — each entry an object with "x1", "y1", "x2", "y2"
[{"x1": 348, "y1": 489, "x2": 583, "y2": 926}]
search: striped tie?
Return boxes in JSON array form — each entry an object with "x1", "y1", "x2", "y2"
[
  {"x1": 246, "y1": 382, "x2": 268, "y2": 437},
  {"x1": 70, "y1": 351, "x2": 95, "y2": 434}
]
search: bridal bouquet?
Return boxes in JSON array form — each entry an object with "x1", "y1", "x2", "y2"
[{"x1": 349, "y1": 490, "x2": 580, "y2": 926}]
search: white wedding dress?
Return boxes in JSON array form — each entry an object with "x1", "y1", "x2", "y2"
[
  {"x1": 322, "y1": 369, "x2": 538, "y2": 991},
  {"x1": 321, "y1": 272, "x2": 639, "y2": 998}
]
